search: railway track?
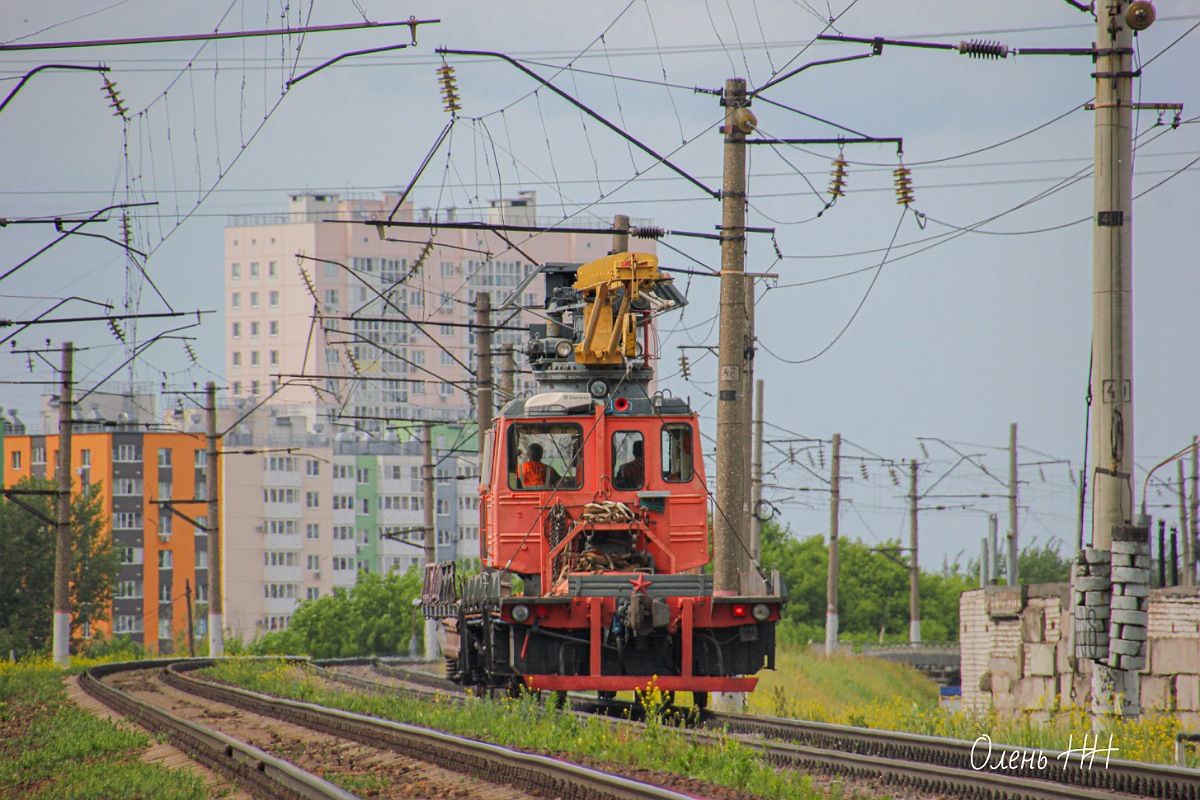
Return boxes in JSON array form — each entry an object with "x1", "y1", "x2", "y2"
[
  {"x1": 327, "y1": 660, "x2": 1200, "y2": 800},
  {"x1": 81, "y1": 658, "x2": 709, "y2": 800}
]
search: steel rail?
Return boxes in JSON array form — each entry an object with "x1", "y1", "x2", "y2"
[
  {"x1": 165, "y1": 660, "x2": 702, "y2": 800},
  {"x1": 80, "y1": 659, "x2": 359, "y2": 800},
  {"x1": 348, "y1": 661, "x2": 1197, "y2": 800},
  {"x1": 711, "y1": 710, "x2": 1200, "y2": 800}
]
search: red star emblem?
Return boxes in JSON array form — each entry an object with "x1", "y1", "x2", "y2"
[{"x1": 629, "y1": 574, "x2": 653, "y2": 595}]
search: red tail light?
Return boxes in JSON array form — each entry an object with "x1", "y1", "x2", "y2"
[{"x1": 732, "y1": 604, "x2": 747, "y2": 618}]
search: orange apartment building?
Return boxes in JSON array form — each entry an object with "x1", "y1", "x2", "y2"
[{"x1": 4, "y1": 424, "x2": 214, "y2": 652}]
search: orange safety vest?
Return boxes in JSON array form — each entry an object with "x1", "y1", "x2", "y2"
[{"x1": 522, "y1": 460, "x2": 548, "y2": 487}]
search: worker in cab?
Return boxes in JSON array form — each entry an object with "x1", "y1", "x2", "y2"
[
  {"x1": 521, "y1": 442, "x2": 561, "y2": 489},
  {"x1": 614, "y1": 439, "x2": 644, "y2": 489}
]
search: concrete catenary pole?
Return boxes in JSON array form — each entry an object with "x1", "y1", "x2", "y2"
[
  {"x1": 1089, "y1": 0, "x2": 1139, "y2": 718},
  {"x1": 825, "y1": 433, "x2": 840, "y2": 656},
  {"x1": 476, "y1": 292, "x2": 493, "y2": 460},
  {"x1": 52, "y1": 342, "x2": 73, "y2": 666},
  {"x1": 422, "y1": 421, "x2": 439, "y2": 658},
  {"x1": 743, "y1": 277, "x2": 756, "y2": 545},
  {"x1": 1008, "y1": 423, "x2": 1019, "y2": 584},
  {"x1": 499, "y1": 344, "x2": 515, "y2": 404},
  {"x1": 205, "y1": 381, "x2": 223, "y2": 656},
  {"x1": 612, "y1": 213, "x2": 630, "y2": 254},
  {"x1": 989, "y1": 513, "x2": 1000, "y2": 584},
  {"x1": 714, "y1": 77, "x2": 752, "y2": 594},
  {"x1": 909, "y1": 458, "x2": 920, "y2": 644},
  {"x1": 749, "y1": 379, "x2": 764, "y2": 564},
  {"x1": 1179, "y1": 459, "x2": 1192, "y2": 587},
  {"x1": 1190, "y1": 435, "x2": 1198, "y2": 585}
]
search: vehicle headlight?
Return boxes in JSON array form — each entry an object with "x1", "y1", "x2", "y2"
[
  {"x1": 510, "y1": 604, "x2": 531, "y2": 623},
  {"x1": 751, "y1": 603, "x2": 771, "y2": 622},
  {"x1": 555, "y1": 340, "x2": 574, "y2": 359}
]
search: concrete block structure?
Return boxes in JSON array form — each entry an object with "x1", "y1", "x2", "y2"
[{"x1": 961, "y1": 584, "x2": 1200, "y2": 723}]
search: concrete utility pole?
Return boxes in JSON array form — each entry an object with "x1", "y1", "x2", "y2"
[
  {"x1": 1089, "y1": 0, "x2": 1139, "y2": 717},
  {"x1": 714, "y1": 76, "x2": 753, "y2": 594},
  {"x1": 743, "y1": 278, "x2": 756, "y2": 544},
  {"x1": 989, "y1": 513, "x2": 1000, "y2": 584},
  {"x1": 476, "y1": 292, "x2": 493, "y2": 460},
  {"x1": 825, "y1": 433, "x2": 841, "y2": 656},
  {"x1": 205, "y1": 381, "x2": 223, "y2": 656},
  {"x1": 611, "y1": 213, "x2": 630, "y2": 254},
  {"x1": 52, "y1": 342, "x2": 73, "y2": 666},
  {"x1": 749, "y1": 379, "x2": 765, "y2": 564},
  {"x1": 909, "y1": 458, "x2": 920, "y2": 644},
  {"x1": 499, "y1": 344, "x2": 515, "y2": 409},
  {"x1": 1008, "y1": 423, "x2": 1019, "y2": 585},
  {"x1": 1179, "y1": 459, "x2": 1192, "y2": 587},
  {"x1": 422, "y1": 421, "x2": 439, "y2": 658},
  {"x1": 1191, "y1": 434, "x2": 1198, "y2": 585}
]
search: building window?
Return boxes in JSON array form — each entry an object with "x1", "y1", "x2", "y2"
[
  {"x1": 114, "y1": 511, "x2": 143, "y2": 529},
  {"x1": 356, "y1": 468, "x2": 370, "y2": 484},
  {"x1": 323, "y1": 289, "x2": 339, "y2": 306},
  {"x1": 232, "y1": 381, "x2": 242, "y2": 395},
  {"x1": 117, "y1": 547, "x2": 143, "y2": 564},
  {"x1": 158, "y1": 512, "x2": 173, "y2": 536},
  {"x1": 231, "y1": 263, "x2": 241, "y2": 280},
  {"x1": 158, "y1": 448, "x2": 172, "y2": 467},
  {"x1": 269, "y1": 290, "x2": 279, "y2": 308},
  {"x1": 307, "y1": 555, "x2": 320, "y2": 570},
  {"x1": 231, "y1": 292, "x2": 241, "y2": 309},
  {"x1": 250, "y1": 321, "x2": 260, "y2": 338},
  {"x1": 249, "y1": 262, "x2": 260, "y2": 279},
  {"x1": 114, "y1": 580, "x2": 143, "y2": 599},
  {"x1": 232, "y1": 352, "x2": 242, "y2": 368},
  {"x1": 113, "y1": 444, "x2": 140, "y2": 462},
  {"x1": 158, "y1": 619, "x2": 171, "y2": 640},
  {"x1": 306, "y1": 460, "x2": 320, "y2": 477},
  {"x1": 232, "y1": 321, "x2": 242, "y2": 338},
  {"x1": 250, "y1": 291, "x2": 260, "y2": 309},
  {"x1": 10, "y1": 451, "x2": 20, "y2": 470},
  {"x1": 306, "y1": 491, "x2": 319, "y2": 508},
  {"x1": 158, "y1": 550, "x2": 173, "y2": 569},
  {"x1": 269, "y1": 350, "x2": 279, "y2": 366},
  {"x1": 113, "y1": 478, "x2": 142, "y2": 496},
  {"x1": 269, "y1": 320, "x2": 279, "y2": 337},
  {"x1": 160, "y1": 583, "x2": 173, "y2": 602},
  {"x1": 250, "y1": 351, "x2": 260, "y2": 367},
  {"x1": 268, "y1": 261, "x2": 278, "y2": 278},
  {"x1": 306, "y1": 587, "x2": 319, "y2": 600},
  {"x1": 251, "y1": 380, "x2": 260, "y2": 395}
]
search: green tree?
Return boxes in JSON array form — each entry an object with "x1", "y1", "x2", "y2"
[
  {"x1": 759, "y1": 518, "x2": 976, "y2": 643},
  {"x1": 250, "y1": 567, "x2": 423, "y2": 657},
  {"x1": 0, "y1": 478, "x2": 118, "y2": 658}
]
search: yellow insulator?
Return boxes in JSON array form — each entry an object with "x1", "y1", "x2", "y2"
[
  {"x1": 893, "y1": 166, "x2": 914, "y2": 206},
  {"x1": 828, "y1": 155, "x2": 848, "y2": 198},
  {"x1": 437, "y1": 64, "x2": 461, "y2": 113},
  {"x1": 678, "y1": 353, "x2": 691, "y2": 380}
]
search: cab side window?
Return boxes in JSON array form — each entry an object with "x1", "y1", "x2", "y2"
[
  {"x1": 612, "y1": 431, "x2": 644, "y2": 490},
  {"x1": 661, "y1": 423, "x2": 694, "y2": 482}
]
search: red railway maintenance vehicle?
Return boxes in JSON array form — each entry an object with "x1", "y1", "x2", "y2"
[{"x1": 421, "y1": 251, "x2": 785, "y2": 708}]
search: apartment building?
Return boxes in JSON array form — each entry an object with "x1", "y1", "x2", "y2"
[
  {"x1": 4, "y1": 417, "x2": 210, "y2": 653},
  {"x1": 213, "y1": 402, "x2": 479, "y2": 642},
  {"x1": 223, "y1": 191, "x2": 631, "y2": 431}
]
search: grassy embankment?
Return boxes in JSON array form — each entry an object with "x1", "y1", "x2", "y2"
[
  {"x1": 750, "y1": 646, "x2": 1191, "y2": 766},
  {"x1": 0, "y1": 660, "x2": 211, "y2": 800},
  {"x1": 203, "y1": 658, "x2": 839, "y2": 800}
]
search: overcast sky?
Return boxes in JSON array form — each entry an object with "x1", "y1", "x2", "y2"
[{"x1": 2, "y1": 1, "x2": 1198, "y2": 572}]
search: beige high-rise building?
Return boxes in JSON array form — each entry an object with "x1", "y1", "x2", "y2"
[
  {"x1": 224, "y1": 191, "x2": 624, "y2": 430},
  {"x1": 218, "y1": 192, "x2": 653, "y2": 642}
]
